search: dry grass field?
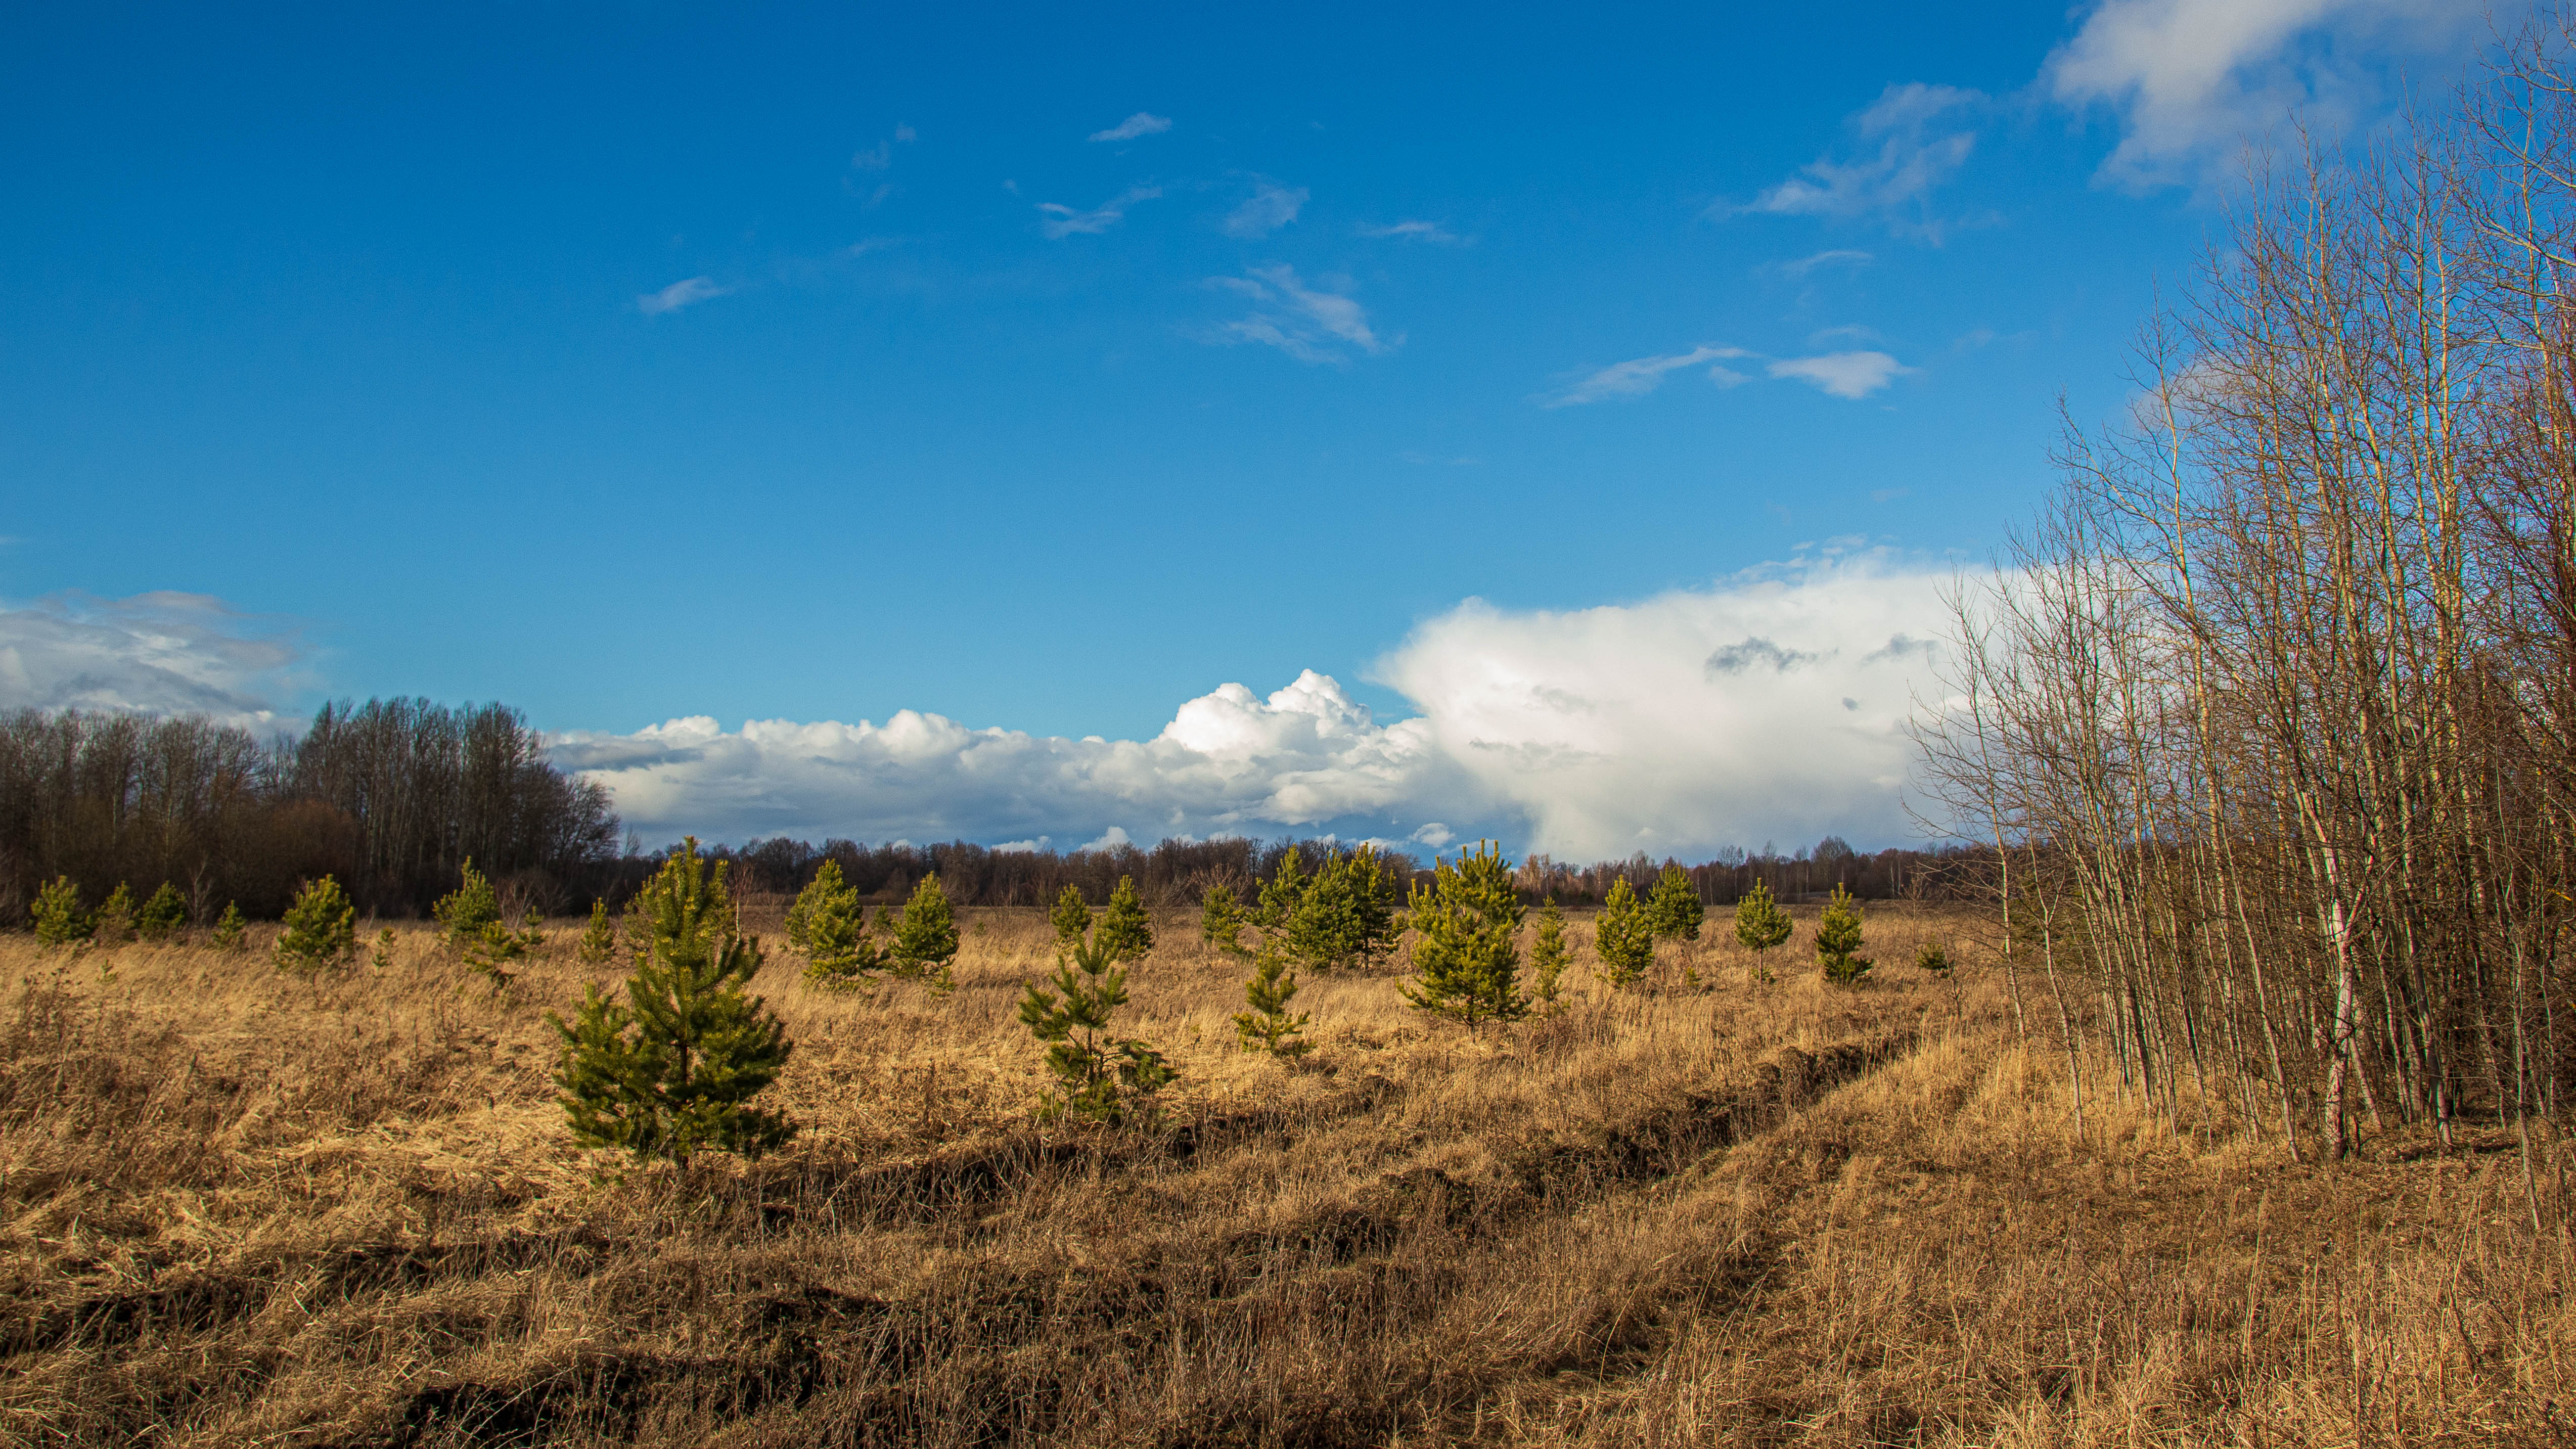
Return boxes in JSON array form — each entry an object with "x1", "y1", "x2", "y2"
[{"x1": 2, "y1": 904, "x2": 2569, "y2": 1447}]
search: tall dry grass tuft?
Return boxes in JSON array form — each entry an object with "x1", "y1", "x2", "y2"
[{"x1": 0, "y1": 904, "x2": 2562, "y2": 1446}]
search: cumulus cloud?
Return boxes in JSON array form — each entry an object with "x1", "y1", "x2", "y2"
[
  {"x1": 638, "y1": 276, "x2": 727, "y2": 315},
  {"x1": 1204, "y1": 264, "x2": 1395, "y2": 364},
  {"x1": 1767, "y1": 350, "x2": 1913, "y2": 399},
  {"x1": 1037, "y1": 185, "x2": 1163, "y2": 238},
  {"x1": 1089, "y1": 112, "x2": 1173, "y2": 143},
  {"x1": 1358, "y1": 219, "x2": 1462, "y2": 244},
  {"x1": 555, "y1": 555, "x2": 1962, "y2": 856},
  {"x1": 2048, "y1": 0, "x2": 2491, "y2": 187},
  {"x1": 1223, "y1": 179, "x2": 1308, "y2": 238},
  {"x1": 1546, "y1": 345, "x2": 1753, "y2": 407},
  {"x1": 0, "y1": 592, "x2": 309, "y2": 727},
  {"x1": 1742, "y1": 83, "x2": 1983, "y2": 234}
]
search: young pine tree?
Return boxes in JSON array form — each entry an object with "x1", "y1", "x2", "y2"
[
  {"x1": 1816, "y1": 884, "x2": 1874, "y2": 986},
  {"x1": 1256, "y1": 846, "x2": 1308, "y2": 928},
  {"x1": 1915, "y1": 941, "x2": 1954, "y2": 978},
  {"x1": 1016, "y1": 929, "x2": 1177, "y2": 1122},
  {"x1": 1096, "y1": 875, "x2": 1154, "y2": 962},
  {"x1": 93, "y1": 884, "x2": 138, "y2": 944},
  {"x1": 576, "y1": 899, "x2": 618, "y2": 966},
  {"x1": 1593, "y1": 875, "x2": 1656, "y2": 990},
  {"x1": 30, "y1": 876, "x2": 91, "y2": 946},
  {"x1": 1528, "y1": 896, "x2": 1571, "y2": 1012},
  {"x1": 210, "y1": 901, "x2": 247, "y2": 953},
  {"x1": 370, "y1": 927, "x2": 399, "y2": 971},
  {"x1": 462, "y1": 913, "x2": 543, "y2": 991},
  {"x1": 137, "y1": 883, "x2": 188, "y2": 942},
  {"x1": 1199, "y1": 883, "x2": 1248, "y2": 956},
  {"x1": 433, "y1": 858, "x2": 504, "y2": 948},
  {"x1": 891, "y1": 873, "x2": 960, "y2": 992},
  {"x1": 1644, "y1": 864, "x2": 1705, "y2": 943},
  {"x1": 548, "y1": 838, "x2": 794, "y2": 1163},
  {"x1": 1050, "y1": 883, "x2": 1094, "y2": 952},
  {"x1": 1734, "y1": 880, "x2": 1792, "y2": 984},
  {"x1": 1400, "y1": 841, "x2": 1528, "y2": 1030},
  {"x1": 1284, "y1": 845, "x2": 1403, "y2": 972},
  {"x1": 1232, "y1": 942, "x2": 1312, "y2": 1058},
  {"x1": 793, "y1": 859, "x2": 884, "y2": 991},
  {"x1": 275, "y1": 876, "x2": 358, "y2": 973}
]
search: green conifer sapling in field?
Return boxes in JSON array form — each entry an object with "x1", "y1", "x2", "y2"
[
  {"x1": 432, "y1": 858, "x2": 504, "y2": 948},
  {"x1": 137, "y1": 883, "x2": 188, "y2": 942},
  {"x1": 462, "y1": 912, "x2": 543, "y2": 991},
  {"x1": 1016, "y1": 928, "x2": 1177, "y2": 1123},
  {"x1": 1256, "y1": 846, "x2": 1308, "y2": 928},
  {"x1": 210, "y1": 901, "x2": 247, "y2": 952},
  {"x1": 1096, "y1": 875, "x2": 1154, "y2": 962},
  {"x1": 576, "y1": 899, "x2": 618, "y2": 966},
  {"x1": 1593, "y1": 875, "x2": 1656, "y2": 990},
  {"x1": 1734, "y1": 880, "x2": 1793, "y2": 984},
  {"x1": 275, "y1": 876, "x2": 358, "y2": 973},
  {"x1": 1051, "y1": 883, "x2": 1093, "y2": 952},
  {"x1": 93, "y1": 883, "x2": 137, "y2": 943},
  {"x1": 1199, "y1": 883, "x2": 1248, "y2": 956},
  {"x1": 30, "y1": 876, "x2": 91, "y2": 946},
  {"x1": 1232, "y1": 942, "x2": 1312, "y2": 1058},
  {"x1": 371, "y1": 927, "x2": 398, "y2": 971},
  {"x1": 548, "y1": 838, "x2": 794, "y2": 1163},
  {"x1": 1400, "y1": 841, "x2": 1528, "y2": 1029},
  {"x1": 1284, "y1": 845, "x2": 1404, "y2": 972},
  {"x1": 1528, "y1": 896, "x2": 1571, "y2": 1011},
  {"x1": 891, "y1": 873, "x2": 960, "y2": 992},
  {"x1": 1816, "y1": 884, "x2": 1873, "y2": 986},
  {"x1": 1645, "y1": 864, "x2": 1705, "y2": 943},
  {"x1": 1916, "y1": 941, "x2": 1953, "y2": 978},
  {"x1": 794, "y1": 859, "x2": 885, "y2": 991}
]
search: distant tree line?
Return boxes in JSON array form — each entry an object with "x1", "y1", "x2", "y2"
[{"x1": 0, "y1": 701, "x2": 618, "y2": 923}]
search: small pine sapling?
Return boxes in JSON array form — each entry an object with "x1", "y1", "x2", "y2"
[
  {"x1": 432, "y1": 858, "x2": 504, "y2": 949},
  {"x1": 275, "y1": 876, "x2": 358, "y2": 973},
  {"x1": 1232, "y1": 943, "x2": 1312, "y2": 1058},
  {"x1": 1284, "y1": 845, "x2": 1403, "y2": 972},
  {"x1": 1256, "y1": 846, "x2": 1308, "y2": 928},
  {"x1": 93, "y1": 884, "x2": 138, "y2": 944},
  {"x1": 1916, "y1": 941, "x2": 1954, "y2": 978},
  {"x1": 1399, "y1": 841, "x2": 1528, "y2": 1030},
  {"x1": 795, "y1": 860, "x2": 885, "y2": 991},
  {"x1": 1096, "y1": 875, "x2": 1154, "y2": 962},
  {"x1": 1734, "y1": 881, "x2": 1792, "y2": 984},
  {"x1": 210, "y1": 901, "x2": 247, "y2": 952},
  {"x1": 1017, "y1": 929, "x2": 1177, "y2": 1122},
  {"x1": 370, "y1": 927, "x2": 398, "y2": 971},
  {"x1": 462, "y1": 913, "x2": 543, "y2": 991},
  {"x1": 1645, "y1": 864, "x2": 1705, "y2": 943},
  {"x1": 891, "y1": 873, "x2": 960, "y2": 993},
  {"x1": 137, "y1": 883, "x2": 188, "y2": 942},
  {"x1": 547, "y1": 838, "x2": 794, "y2": 1163},
  {"x1": 1816, "y1": 884, "x2": 1873, "y2": 986},
  {"x1": 1050, "y1": 884, "x2": 1093, "y2": 952},
  {"x1": 30, "y1": 876, "x2": 91, "y2": 946},
  {"x1": 1528, "y1": 896, "x2": 1571, "y2": 1012},
  {"x1": 1199, "y1": 883, "x2": 1248, "y2": 956},
  {"x1": 1593, "y1": 876, "x2": 1655, "y2": 990},
  {"x1": 576, "y1": 899, "x2": 618, "y2": 966}
]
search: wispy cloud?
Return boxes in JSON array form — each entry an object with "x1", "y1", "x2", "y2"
[
  {"x1": 1205, "y1": 264, "x2": 1393, "y2": 364},
  {"x1": 1358, "y1": 219, "x2": 1463, "y2": 244},
  {"x1": 1782, "y1": 248, "x2": 1874, "y2": 277},
  {"x1": 1767, "y1": 351, "x2": 1913, "y2": 399},
  {"x1": 1037, "y1": 185, "x2": 1162, "y2": 238},
  {"x1": 850, "y1": 123, "x2": 917, "y2": 171},
  {"x1": 0, "y1": 591, "x2": 310, "y2": 727},
  {"x1": 1222, "y1": 179, "x2": 1308, "y2": 239},
  {"x1": 1740, "y1": 83, "x2": 1983, "y2": 235},
  {"x1": 1089, "y1": 112, "x2": 1172, "y2": 143},
  {"x1": 1545, "y1": 345, "x2": 1752, "y2": 407},
  {"x1": 638, "y1": 276, "x2": 727, "y2": 315}
]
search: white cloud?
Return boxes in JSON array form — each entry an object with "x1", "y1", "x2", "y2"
[
  {"x1": 2047, "y1": 0, "x2": 2488, "y2": 187},
  {"x1": 1767, "y1": 350, "x2": 1913, "y2": 399},
  {"x1": 1546, "y1": 345, "x2": 1753, "y2": 407},
  {"x1": 0, "y1": 592, "x2": 309, "y2": 728},
  {"x1": 1037, "y1": 185, "x2": 1162, "y2": 238},
  {"x1": 1742, "y1": 83, "x2": 1983, "y2": 234},
  {"x1": 1358, "y1": 219, "x2": 1462, "y2": 244},
  {"x1": 638, "y1": 276, "x2": 727, "y2": 314},
  {"x1": 1089, "y1": 112, "x2": 1173, "y2": 143},
  {"x1": 1204, "y1": 264, "x2": 1395, "y2": 364},
  {"x1": 1782, "y1": 248, "x2": 1875, "y2": 277},
  {"x1": 1223, "y1": 179, "x2": 1309, "y2": 239},
  {"x1": 554, "y1": 555, "x2": 1961, "y2": 857},
  {"x1": 850, "y1": 125, "x2": 915, "y2": 171}
]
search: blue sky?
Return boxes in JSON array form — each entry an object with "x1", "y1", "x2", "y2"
[{"x1": 0, "y1": 1, "x2": 2502, "y2": 855}]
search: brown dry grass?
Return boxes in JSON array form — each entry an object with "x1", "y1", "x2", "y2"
[{"x1": 1, "y1": 905, "x2": 2567, "y2": 1447}]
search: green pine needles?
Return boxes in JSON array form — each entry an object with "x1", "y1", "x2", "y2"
[
  {"x1": 1645, "y1": 864, "x2": 1704, "y2": 943},
  {"x1": 275, "y1": 876, "x2": 357, "y2": 973},
  {"x1": 1050, "y1": 884, "x2": 1093, "y2": 952},
  {"x1": 1593, "y1": 875, "x2": 1655, "y2": 990},
  {"x1": 209, "y1": 902, "x2": 247, "y2": 953},
  {"x1": 1281, "y1": 845, "x2": 1402, "y2": 972},
  {"x1": 1257, "y1": 847, "x2": 1309, "y2": 929},
  {"x1": 137, "y1": 883, "x2": 187, "y2": 942},
  {"x1": 1399, "y1": 841, "x2": 1528, "y2": 1029},
  {"x1": 1199, "y1": 883, "x2": 1247, "y2": 956},
  {"x1": 1734, "y1": 881, "x2": 1793, "y2": 984},
  {"x1": 576, "y1": 899, "x2": 618, "y2": 967},
  {"x1": 432, "y1": 858, "x2": 504, "y2": 945},
  {"x1": 1817, "y1": 884, "x2": 1873, "y2": 986},
  {"x1": 548, "y1": 839, "x2": 795, "y2": 1164},
  {"x1": 1916, "y1": 942, "x2": 1953, "y2": 978},
  {"x1": 1232, "y1": 943, "x2": 1312, "y2": 1058},
  {"x1": 890, "y1": 873, "x2": 960, "y2": 992},
  {"x1": 1016, "y1": 928, "x2": 1177, "y2": 1123},
  {"x1": 1096, "y1": 875, "x2": 1154, "y2": 962},
  {"x1": 1528, "y1": 896, "x2": 1571, "y2": 1012},
  {"x1": 30, "y1": 876, "x2": 91, "y2": 946},
  {"x1": 93, "y1": 884, "x2": 137, "y2": 944},
  {"x1": 789, "y1": 860, "x2": 884, "y2": 991}
]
